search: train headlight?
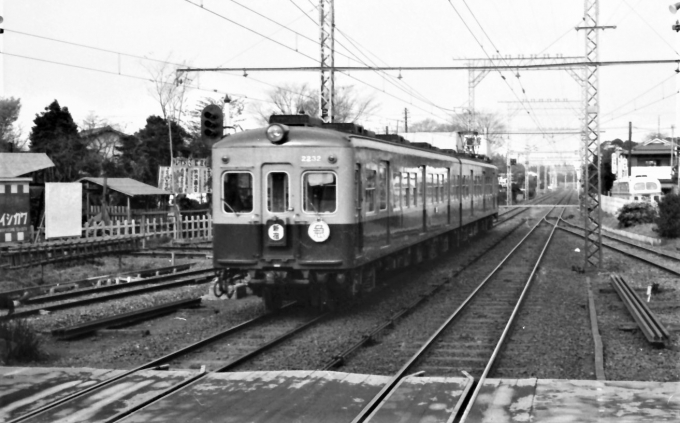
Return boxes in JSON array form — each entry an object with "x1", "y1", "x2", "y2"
[{"x1": 266, "y1": 123, "x2": 289, "y2": 144}]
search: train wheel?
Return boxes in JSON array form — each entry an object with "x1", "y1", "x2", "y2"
[
  {"x1": 212, "y1": 277, "x2": 225, "y2": 298},
  {"x1": 263, "y1": 287, "x2": 283, "y2": 312}
]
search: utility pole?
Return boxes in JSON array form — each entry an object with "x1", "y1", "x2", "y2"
[
  {"x1": 404, "y1": 108, "x2": 409, "y2": 133},
  {"x1": 628, "y1": 122, "x2": 632, "y2": 177},
  {"x1": 506, "y1": 143, "x2": 513, "y2": 206},
  {"x1": 319, "y1": 0, "x2": 335, "y2": 122}
]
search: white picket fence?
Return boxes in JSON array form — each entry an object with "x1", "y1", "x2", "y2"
[{"x1": 83, "y1": 214, "x2": 213, "y2": 241}]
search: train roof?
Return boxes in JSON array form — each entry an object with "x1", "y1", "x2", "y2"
[{"x1": 214, "y1": 115, "x2": 494, "y2": 165}]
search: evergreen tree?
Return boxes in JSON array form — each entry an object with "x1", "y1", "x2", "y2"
[
  {"x1": 116, "y1": 115, "x2": 189, "y2": 186},
  {"x1": 29, "y1": 100, "x2": 88, "y2": 181}
]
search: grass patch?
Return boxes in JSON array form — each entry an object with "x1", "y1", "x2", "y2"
[{"x1": 0, "y1": 319, "x2": 43, "y2": 364}]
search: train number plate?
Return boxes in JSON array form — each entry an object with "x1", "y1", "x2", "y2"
[{"x1": 301, "y1": 155, "x2": 321, "y2": 162}]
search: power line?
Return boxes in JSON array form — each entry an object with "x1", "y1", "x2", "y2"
[{"x1": 185, "y1": 0, "x2": 452, "y2": 122}]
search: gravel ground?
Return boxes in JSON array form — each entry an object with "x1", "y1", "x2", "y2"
[{"x1": 5, "y1": 207, "x2": 680, "y2": 384}]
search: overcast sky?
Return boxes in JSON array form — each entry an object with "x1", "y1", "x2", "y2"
[{"x1": 1, "y1": 0, "x2": 679, "y2": 164}]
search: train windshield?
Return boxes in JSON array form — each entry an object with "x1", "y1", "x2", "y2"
[
  {"x1": 267, "y1": 172, "x2": 289, "y2": 212},
  {"x1": 222, "y1": 172, "x2": 253, "y2": 214},
  {"x1": 303, "y1": 172, "x2": 337, "y2": 213}
]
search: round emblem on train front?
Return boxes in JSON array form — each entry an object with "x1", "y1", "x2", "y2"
[
  {"x1": 268, "y1": 224, "x2": 285, "y2": 241},
  {"x1": 308, "y1": 220, "x2": 330, "y2": 243}
]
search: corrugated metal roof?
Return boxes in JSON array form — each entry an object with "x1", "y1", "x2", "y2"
[
  {"x1": 79, "y1": 177, "x2": 171, "y2": 197},
  {"x1": 0, "y1": 153, "x2": 55, "y2": 177}
]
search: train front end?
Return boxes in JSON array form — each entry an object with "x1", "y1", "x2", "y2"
[{"x1": 212, "y1": 118, "x2": 355, "y2": 310}]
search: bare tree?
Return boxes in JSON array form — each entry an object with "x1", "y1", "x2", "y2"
[
  {"x1": 252, "y1": 83, "x2": 379, "y2": 125},
  {"x1": 144, "y1": 59, "x2": 194, "y2": 197},
  {"x1": 0, "y1": 97, "x2": 27, "y2": 151},
  {"x1": 450, "y1": 109, "x2": 506, "y2": 149}
]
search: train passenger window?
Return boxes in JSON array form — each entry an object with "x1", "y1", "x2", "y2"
[
  {"x1": 453, "y1": 175, "x2": 459, "y2": 201},
  {"x1": 366, "y1": 169, "x2": 377, "y2": 213},
  {"x1": 441, "y1": 174, "x2": 448, "y2": 202},
  {"x1": 402, "y1": 172, "x2": 410, "y2": 208},
  {"x1": 393, "y1": 172, "x2": 401, "y2": 210},
  {"x1": 379, "y1": 165, "x2": 388, "y2": 211},
  {"x1": 267, "y1": 172, "x2": 289, "y2": 213},
  {"x1": 222, "y1": 172, "x2": 253, "y2": 214},
  {"x1": 303, "y1": 172, "x2": 337, "y2": 214},
  {"x1": 427, "y1": 173, "x2": 434, "y2": 204}
]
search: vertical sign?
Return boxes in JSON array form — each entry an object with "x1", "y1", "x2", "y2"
[{"x1": 0, "y1": 179, "x2": 31, "y2": 243}]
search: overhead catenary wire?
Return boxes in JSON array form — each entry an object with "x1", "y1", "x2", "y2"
[{"x1": 185, "y1": 0, "x2": 453, "y2": 123}]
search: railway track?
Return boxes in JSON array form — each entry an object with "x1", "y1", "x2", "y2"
[
  {"x1": 495, "y1": 190, "x2": 563, "y2": 225},
  {"x1": 1, "y1": 268, "x2": 217, "y2": 321},
  {"x1": 7, "y1": 192, "x2": 577, "y2": 423},
  {"x1": 557, "y1": 217, "x2": 680, "y2": 275},
  {"x1": 349, "y1": 194, "x2": 570, "y2": 422},
  {"x1": 7, "y1": 303, "x2": 326, "y2": 423},
  {"x1": 0, "y1": 263, "x2": 195, "y2": 301}
]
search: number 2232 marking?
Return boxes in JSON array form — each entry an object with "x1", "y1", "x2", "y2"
[{"x1": 301, "y1": 155, "x2": 321, "y2": 162}]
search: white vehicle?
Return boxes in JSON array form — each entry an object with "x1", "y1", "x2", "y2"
[{"x1": 610, "y1": 176, "x2": 663, "y2": 203}]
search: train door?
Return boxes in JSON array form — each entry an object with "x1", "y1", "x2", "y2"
[
  {"x1": 379, "y1": 161, "x2": 391, "y2": 245},
  {"x1": 421, "y1": 166, "x2": 427, "y2": 232},
  {"x1": 482, "y1": 171, "x2": 487, "y2": 211},
  {"x1": 261, "y1": 164, "x2": 295, "y2": 261},
  {"x1": 355, "y1": 163, "x2": 364, "y2": 256},
  {"x1": 446, "y1": 167, "x2": 452, "y2": 224}
]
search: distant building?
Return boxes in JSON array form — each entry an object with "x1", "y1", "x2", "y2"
[
  {"x1": 79, "y1": 125, "x2": 128, "y2": 159},
  {"x1": 619, "y1": 138, "x2": 676, "y2": 193}
]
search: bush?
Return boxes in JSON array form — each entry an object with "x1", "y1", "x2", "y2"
[
  {"x1": 616, "y1": 202, "x2": 657, "y2": 228},
  {"x1": 0, "y1": 319, "x2": 43, "y2": 364},
  {"x1": 657, "y1": 194, "x2": 680, "y2": 238}
]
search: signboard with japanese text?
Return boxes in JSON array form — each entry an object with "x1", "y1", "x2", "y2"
[
  {"x1": 0, "y1": 179, "x2": 31, "y2": 243},
  {"x1": 158, "y1": 158, "x2": 212, "y2": 194}
]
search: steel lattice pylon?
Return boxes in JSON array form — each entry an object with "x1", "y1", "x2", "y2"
[
  {"x1": 319, "y1": 0, "x2": 334, "y2": 123},
  {"x1": 581, "y1": 0, "x2": 603, "y2": 268}
]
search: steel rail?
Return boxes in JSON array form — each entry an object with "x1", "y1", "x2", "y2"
[
  {"x1": 458, "y1": 207, "x2": 565, "y2": 422},
  {"x1": 7, "y1": 303, "x2": 299, "y2": 423},
  {"x1": 610, "y1": 273, "x2": 670, "y2": 346},
  {"x1": 495, "y1": 191, "x2": 567, "y2": 225},
  {"x1": 559, "y1": 217, "x2": 680, "y2": 262},
  {"x1": 0, "y1": 263, "x2": 195, "y2": 300},
  {"x1": 51, "y1": 297, "x2": 203, "y2": 339},
  {"x1": 129, "y1": 251, "x2": 212, "y2": 259},
  {"x1": 101, "y1": 310, "x2": 329, "y2": 423},
  {"x1": 321, "y1": 218, "x2": 527, "y2": 371},
  {"x1": 350, "y1": 202, "x2": 562, "y2": 423},
  {"x1": 0, "y1": 269, "x2": 216, "y2": 321},
  {"x1": 24, "y1": 268, "x2": 213, "y2": 305},
  {"x1": 555, "y1": 221, "x2": 680, "y2": 277}
]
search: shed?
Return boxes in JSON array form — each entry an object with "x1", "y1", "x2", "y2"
[
  {"x1": 79, "y1": 177, "x2": 171, "y2": 221},
  {"x1": 0, "y1": 153, "x2": 55, "y2": 178}
]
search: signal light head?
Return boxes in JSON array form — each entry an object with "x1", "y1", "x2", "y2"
[{"x1": 266, "y1": 124, "x2": 289, "y2": 144}]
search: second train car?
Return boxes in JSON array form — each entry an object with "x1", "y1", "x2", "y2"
[{"x1": 212, "y1": 115, "x2": 498, "y2": 310}]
